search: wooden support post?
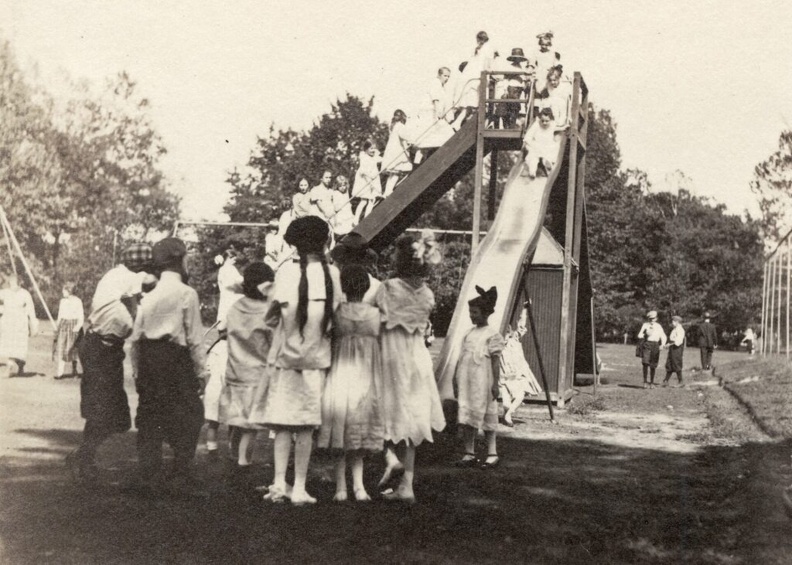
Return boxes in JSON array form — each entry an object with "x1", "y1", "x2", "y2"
[
  {"x1": 525, "y1": 294, "x2": 555, "y2": 421},
  {"x1": 471, "y1": 72, "x2": 487, "y2": 253},
  {"x1": 1, "y1": 214, "x2": 17, "y2": 277},
  {"x1": 769, "y1": 257, "x2": 776, "y2": 354},
  {"x1": 777, "y1": 253, "x2": 783, "y2": 354},
  {"x1": 557, "y1": 74, "x2": 582, "y2": 395},
  {"x1": 487, "y1": 150, "x2": 499, "y2": 221},
  {"x1": 760, "y1": 260, "x2": 768, "y2": 355},
  {"x1": 786, "y1": 239, "x2": 792, "y2": 359}
]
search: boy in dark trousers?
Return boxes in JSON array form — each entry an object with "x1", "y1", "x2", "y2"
[
  {"x1": 698, "y1": 312, "x2": 718, "y2": 371},
  {"x1": 128, "y1": 237, "x2": 207, "y2": 496}
]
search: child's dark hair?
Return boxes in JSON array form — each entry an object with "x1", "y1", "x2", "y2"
[
  {"x1": 341, "y1": 265, "x2": 370, "y2": 302},
  {"x1": 394, "y1": 235, "x2": 428, "y2": 278},
  {"x1": 538, "y1": 107, "x2": 555, "y2": 120},
  {"x1": 284, "y1": 216, "x2": 334, "y2": 338},
  {"x1": 242, "y1": 262, "x2": 274, "y2": 300}
]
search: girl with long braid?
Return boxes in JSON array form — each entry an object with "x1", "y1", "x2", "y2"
[{"x1": 248, "y1": 216, "x2": 341, "y2": 505}]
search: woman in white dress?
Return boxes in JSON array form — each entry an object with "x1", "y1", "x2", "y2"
[{"x1": 0, "y1": 274, "x2": 38, "y2": 375}]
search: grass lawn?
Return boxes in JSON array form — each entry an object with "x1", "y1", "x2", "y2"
[{"x1": 1, "y1": 332, "x2": 792, "y2": 563}]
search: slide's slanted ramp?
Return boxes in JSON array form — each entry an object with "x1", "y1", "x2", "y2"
[
  {"x1": 434, "y1": 134, "x2": 569, "y2": 400},
  {"x1": 354, "y1": 118, "x2": 484, "y2": 251}
]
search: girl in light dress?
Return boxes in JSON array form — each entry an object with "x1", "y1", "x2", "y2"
[
  {"x1": 522, "y1": 107, "x2": 565, "y2": 178},
  {"x1": 499, "y1": 304, "x2": 542, "y2": 426},
  {"x1": 375, "y1": 232, "x2": 445, "y2": 503},
  {"x1": 329, "y1": 175, "x2": 356, "y2": 240},
  {"x1": 248, "y1": 216, "x2": 341, "y2": 505},
  {"x1": 317, "y1": 265, "x2": 384, "y2": 502},
  {"x1": 292, "y1": 178, "x2": 312, "y2": 219},
  {"x1": 381, "y1": 110, "x2": 413, "y2": 198},
  {"x1": 53, "y1": 283, "x2": 84, "y2": 379},
  {"x1": 352, "y1": 140, "x2": 383, "y2": 223},
  {"x1": 204, "y1": 249, "x2": 244, "y2": 457},
  {"x1": 218, "y1": 262, "x2": 274, "y2": 473},
  {"x1": 453, "y1": 286, "x2": 505, "y2": 469}
]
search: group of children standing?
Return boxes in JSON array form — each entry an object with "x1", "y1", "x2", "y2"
[{"x1": 207, "y1": 216, "x2": 538, "y2": 504}]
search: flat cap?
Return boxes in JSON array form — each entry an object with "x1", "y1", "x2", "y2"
[{"x1": 121, "y1": 243, "x2": 152, "y2": 271}]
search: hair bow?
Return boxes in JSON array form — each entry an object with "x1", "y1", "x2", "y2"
[
  {"x1": 411, "y1": 229, "x2": 442, "y2": 265},
  {"x1": 256, "y1": 281, "x2": 274, "y2": 296}
]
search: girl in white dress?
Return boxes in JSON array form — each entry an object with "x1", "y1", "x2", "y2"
[
  {"x1": 218, "y1": 262, "x2": 274, "y2": 472},
  {"x1": 248, "y1": 216, "x2": 341, "y2": 505},
  {"x1": 453, "y1": 286, "x2": 505, "y2": 469},
  {"x1": 318, "y1": 265, "x2": 384, "y2": 502},
  {"x1": 376, "y1": 232, "x2": 445, "y2": 502},
  {"x1": 54, "y1": 283, "x2": 84, "y2": 379},
  {"x1": 352, "y1": 140, "x2": 383, "y2": 223},
  {"x1": 522, "y1": 107, "x2": 564, "y2": 178}
]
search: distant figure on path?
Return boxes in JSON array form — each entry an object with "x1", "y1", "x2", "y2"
[
  {"x1": 662, "y1": 315, "x2": 686, "y2": 387},
  {"x1": 54, "y1": 282, "x2": 84, "y2": 379},
  {"x1": 637, "y1": 310, "x2": 667, "y2": 388},
  {"x1": 0, "y1": 274, "x2": 38, "y2": 376},
  {"x1": 697, "y1": 312, "x2": 717, "y2": 370},
  {"x1": 740, "y1": 326, "x2": 756, "y2": 356},
  {"x1": 352, "y1": 141, "x2": 382, "y2": 223},
  {"x1": 308, "y1": 171, "x2": 335, "y2": 223}
]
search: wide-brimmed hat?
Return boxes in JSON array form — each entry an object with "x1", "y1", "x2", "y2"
[
  {"x1": 646, "y1": 310, "x2": 658, "y2": 320},
  {"x1": 330, "y1": 232, "x2": 378, "y2": 265},
  {"x1": 507, "y1": 47, "x2": 528, "y2": 62},
  {"x1": 284, "y1": 216, "x2": 330, "y2": 250},
  {"x1": 537, "y1": 31, "x2": 554, "y2": 40}
]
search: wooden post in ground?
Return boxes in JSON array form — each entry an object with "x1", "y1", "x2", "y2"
[
  {"x1": 761, "y1": 260, "x2": 768, "y2": 355},
  {"x1": 471, "y1": 71, "x2": 487, "y2": 254}
]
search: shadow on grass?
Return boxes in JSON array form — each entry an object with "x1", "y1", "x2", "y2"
[{"x1": 2, "y1": 427, "x2": 791, "y2": 564}]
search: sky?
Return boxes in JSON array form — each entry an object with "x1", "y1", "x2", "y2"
[{"x1": 2, "y1": 0, "x2": 791, "y2": 221}]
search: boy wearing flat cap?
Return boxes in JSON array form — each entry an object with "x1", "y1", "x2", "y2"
[
  {"x1": 68, "y1": 243, "x2": 153, "y2": 484},
  {"x1": 128, "y1": 237, "x2": 207, "y2": 496}
]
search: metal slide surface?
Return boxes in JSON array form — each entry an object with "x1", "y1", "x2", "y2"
[{"x1": 434, "y1": 134, "x2": 569, "y2": 400}]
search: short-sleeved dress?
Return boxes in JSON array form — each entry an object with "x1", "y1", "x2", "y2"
[
  {"x1": 249, "y1": 259, "x2": 341, "y2": 428},
  {"x1": 55, "y1": 295, "x2": 84, "y2": 362},
  {"x1": 376, "y1": 279, "x2": 445, "y2": 445},
  {"x1": 218, "y1": 296, "x2": 272, "y2": 429},
  {"x1": 317, "y1": 302, "x2": 384, "y2": 452},
  {"x1": 455, "y1": 325, "x2": 505, "y2": 432}
]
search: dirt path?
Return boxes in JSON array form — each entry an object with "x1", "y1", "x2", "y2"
[{"x1": 1, "y1": 336, "x2": 790, "y2": 564}]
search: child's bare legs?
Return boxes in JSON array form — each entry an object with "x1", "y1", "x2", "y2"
[
  {"x1": 270, "y1": 429, "x2": 292, "y2": 496},
  {"x1": 395, "y1": 442, "x2": 416, "y2": 500},
  {"x1": 291, "y1": 429, "x2": 316, "y2": 504},
  {"x1": 384, "y1": 174, "x2": 399, "y2": 199},
  {"x1": 484, "y1": 431, "x2": 498, "y2": 463},
  {"x1": 524, "y1": 152, "x2": 538, "y2": 178},
  {"x1": 378, "y1": 442, "x2": 404, "y2": 487},
  {"x1": 205, "y1": 421, "x2": 219, "y2": 453},
  {"x1": 462, "y1": 425, "x2": 477, "y2": 461},
  {"x1": 237, "y1": 430, "x2": 257, "y2": 466},
  {"x1": 503, "y1": 390, "x2": 524, "y2": 426},
  {"x1": 333, "y1": 455, "x2": 348, "y2": 501},
  {"x1": 351, "y1": 454, "x2": 370, "y2": 501}
]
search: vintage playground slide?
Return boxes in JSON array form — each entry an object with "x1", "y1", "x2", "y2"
[{"x1": 434, "y1": 134, "x2": 569, "y2": 400}]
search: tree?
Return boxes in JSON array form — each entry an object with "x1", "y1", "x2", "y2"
[
  {"x1": 750, "y1": 130, "x2": 792, "y2": 243},
  {"x1": 0, "y1": 38, "x2": 179, "y2": 311}
]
